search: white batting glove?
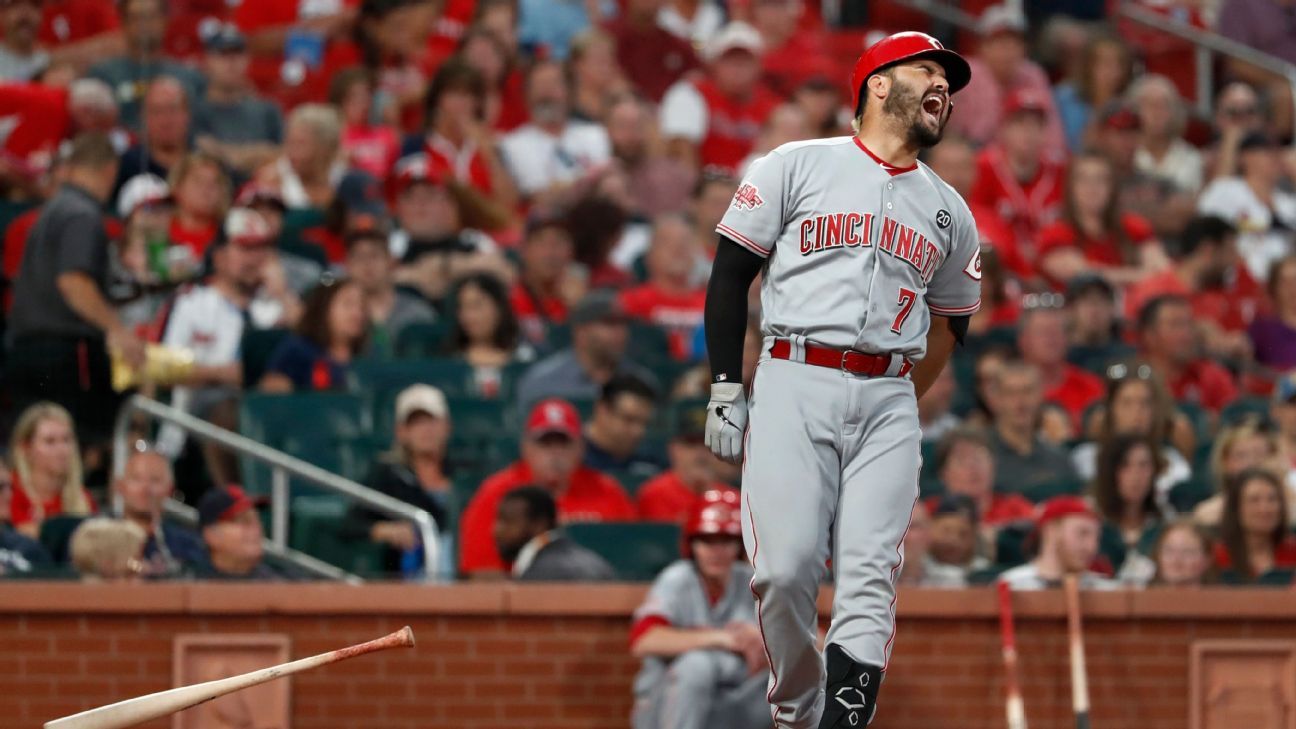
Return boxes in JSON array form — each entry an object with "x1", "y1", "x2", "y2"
[{"x1": 705, "y1": 382, "x2": 749, "y2": 464}]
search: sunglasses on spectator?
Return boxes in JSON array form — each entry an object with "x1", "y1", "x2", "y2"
[
  {"x1": 1225, "y1": 105, "x2": 1259, "y2": 119},
  {"x1": 1106, "y1": 363, "x2": 1153, "y2": 382},
  {"x1": 1021, "y1": 292, "x2": 1065, "y2": 310}
]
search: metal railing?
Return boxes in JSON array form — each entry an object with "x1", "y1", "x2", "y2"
[{"x1": 111, "y1": 395, "x2": 442, "y2": 581}]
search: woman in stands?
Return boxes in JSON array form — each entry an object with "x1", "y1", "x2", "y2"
[
  {"x1": 1071, "y1": 364, "x2": 1193, "y2": 505},
  {"x1": 7, "y1": 403, "x2": 96, "y2": 540},
  {"x1": 1194, "y1": 417, "x2": 1295, "y2": 527},
  {"x1": 1036, "y1": 152, "x2": 1171, "y2": 289},
  {"x1": 260, "y1": 278, "x2": 368, "y2": 392},
  {"x1": 1052, "y1": 33, "x2": 1134, "y2": 151},
  {"x1": 1091, "y1": 435, "x2": 1165, "y2": 585},
  {"x1": 444, "y1": 273, "x2": 534, "y2": 397},
  {"x1": 1215, "y1": 468, "x2": 1296, "y2": 582},
  {"x1": 1150, "y1": 520, "x2": 1214, "y2": 587}
]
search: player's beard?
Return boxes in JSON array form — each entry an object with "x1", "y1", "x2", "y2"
[{"x1": 884, "y1": 80, "x2": 948, "y2": 148}]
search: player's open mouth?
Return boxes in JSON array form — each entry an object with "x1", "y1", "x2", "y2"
[{"x1": 921, "y1": 94, "x2": 945, "y2": 122}]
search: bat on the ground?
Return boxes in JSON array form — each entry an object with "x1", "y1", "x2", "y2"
[
  {"x1": 45, "y1": 626, "x2": 416, "y2": 729},
  {"x1": 997, "y1": 580, "x2": 1028, "y2": 729},
  {"x1": 1063, "y1": 575, "x2": 1091, "y2": 729}
]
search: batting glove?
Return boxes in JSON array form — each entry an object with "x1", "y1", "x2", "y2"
[{"x1": 705, "y1": 382, "x2": 748, "y2": 464}]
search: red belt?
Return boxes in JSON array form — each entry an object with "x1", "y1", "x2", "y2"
[{"x1": 769, "y1": 339, "x2": 913, "y2": 378}]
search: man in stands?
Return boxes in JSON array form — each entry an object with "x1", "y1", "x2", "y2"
[
  {"x1": 193, "y1": 23, "x2": 283, "y2": 175},
  {"x1": 984, "y1": 360, "x2": 1080, "y2": 496},
  {"x1": 606, "y1": 95, "x2": 696, "y2": 219},
  {"x1": 637, "y1": 407, "x2": 736, "y2": 522},
  {"x1": 515, "y1": 290, "x2": 658, "y2": 415},
  {"x1": 343, "y1": 227, "x2": 436, "y2": 357},
  {"x1": 931, "y1": 427, "x2": 1034, "y2": 530},
  {"x1": 112, "y1": 448, "x2": 206, "y2": 576},
  {"x1": 924, "y1": 135, "x2": 1028, "y2": 278},
  {"x1": 510, "y1": 210, "x2": 579, "y2": 346},
  {"x1": 0, "y1": 0, "x2": 49, "y2": 82},
  {"x1": 1136, "y1": 294, "x2": 1238, "y2": 412},
  {"x1": 196, "y1": 485, "x2": 285, "y2": 580},
  {"x1": 970, "y1": 88, "x2": 1066, "y2": 266},
  {"x1": 629, "y1": 489, "x2": 769, "y2": 729},
  {"x1": 583, "y1": 374, "x2": 663, "y2": 481},
  {"x1": 659, "y1": 21, "x2": 779, "y2": 175},
  {"x1": 999, "y1": 497, "x2": 1118, "y2": 590},
  {"x1": 620, "y1": 214, "x2": 708, "y2": 361},
  {"x1": 1016, "y1": 302, "x2": 1104, "y2": 429},
  {"x1": 87, "y1": 0, "x2": 205, "y2": 129},
  {"x1": 113, "y1": 76, "x2": 193, "y2": 202},
  {"x1": 0, "y1": 463, "x2": 50, "y2": 576},
  {"x1": 458, "y1": 398, "x2": 635, "y2": 578},
  {"x1": 493, "y1": 486, "x2": 616, "y2": 581}
]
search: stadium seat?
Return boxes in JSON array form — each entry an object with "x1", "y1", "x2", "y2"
[
  {"x1": 565, "y1": 521, "x2": 682, "y2": 581},
  {"x1": 38, "y1": 515, "x2": 86, "y2": 564},
  {"x1": 1168, "y1": 475, "x2": 1215, "y2": 513},
  {"x1": 394, "y1": 321, "x2": 451, "y2": 358},
  {"x1": 966, "y1": 565, "x2": 1007, "y2": 585},
  {"x1": 240, "y1": 328, "x2": 292, "y2": 388},
  {"x1": 350, "y1": 358, "x2": 479, "y2": 435},
  {"x1": 289, "y1": 495, "x2": 385, "y2": 576},
  {"x1": 239, "y1": 393, "x2": 368, "y2": 494},
  {"x1": 919, "y1": 440, "x2": 942, "y2": 498}
]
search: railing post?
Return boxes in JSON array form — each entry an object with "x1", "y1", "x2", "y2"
[{"x1": 271, "y1": 468, "x2": 289, "y2": 549}]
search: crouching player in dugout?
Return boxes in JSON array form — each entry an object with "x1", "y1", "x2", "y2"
[{"x1": 629, "y1": 490, "x2": 771, "y2": 729}]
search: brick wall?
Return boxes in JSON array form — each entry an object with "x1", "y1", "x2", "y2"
[{"x1": 2, "y1": 584, "x2": 1293, "y2": 729}]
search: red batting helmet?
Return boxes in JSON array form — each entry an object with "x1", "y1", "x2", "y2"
[
  {"x1": 682, "y1": 489, "x2": 743, "y2": 557},
  {"x1": 850, "y1": 32, "x2": 972, "y2": 116}
]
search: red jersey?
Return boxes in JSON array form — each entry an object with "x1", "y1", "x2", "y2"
[
  {"x1": 161, "y1": 0, "x2": 233, "y2": 59},
  {"x1": 1213, "y1": 536, "x2": 1296, "y2": 572},
  {"x1": 1167, "y1": 360, "x2": 1239, "y2": 412},
  {"x1": 4, "y1": 206, "x2": 39, "y2": 312},
  {"x1": 1125, "y1": 268, "x2": 1264, "y2": 334},
  {"x1": 169, "y1": 218, "x2": 219, "y2": 260},
  {"x1": 1043, "y1": 365, "x2": 1105, "y2": 429},
  {"x1": 971, "y1": 201, "x2": 1032, "y2": 279},
  {"x1": 924, "y1": 492, "x2": 1034, "y2": 527},
  {"x1": 343, "y1": 124, "x2": 400, "y2": 181},
  {"x1": 692, "y1": 78, "x2": 781, "y2": 175},
  {"x1": 421, "y1": 135, "x2": 494, "y2": 196},
  {"x1": 1037, "y1": 213, "x2": 1155, "y2": 286},
  {"x1": 234, "y1": 0, "x2": 363, "y2": 108},
  {"x1": 458, "y1": 460, "x2": 636, "y2": 574},
  {"x1": 619, "y1": 285, "x2": 705, "y2": 361},
  {"x1": 970, "y1": 145, "x2": 1065, "y2": 264},
  {"x1": 0, "y1": 84, "x2": 71, "y2": 179},
  {"x1": 40, "y1": 0, "x2": 119, "y2": 45},
  {"x1": 8, "y1": 473, "x2": 96, "y2": 529},
  {"x1": 608, "y1": 20, "x2": 700, "y2": 102},
  {"x1": 510, "y1": 282, "x2": 566, "y2": 345},
  {"x1": 636, "y1": 472, "x2": 737, "y2": 523}
]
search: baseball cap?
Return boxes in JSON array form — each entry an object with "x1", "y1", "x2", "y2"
[
  {"x1": 704, "y1": 22, "x2": 764, "y2": 63},
  {"x1": 931, "y1": 493, "x2": 980, "y2": 523},
  {"x1": 1035, "y1": 496, "x2": 1098, "y2": 528},
  {"x1": 1003, "y1": 88, "x2": 1048, "y2": 118},
  {"x1": 235, "y1": 183, "x2": 287, "y2": 212},
  {"x1": 1065, "y1": 273, "x2": 1116, "y2": 303},
  {"x1": 197, "y1": 485, "x2": 266, "y2": 529},
  {"x1": 1099, "y1": 102, "x2": 1140, "y2": 131},
  {"x1": 392, "y1": 154, "x2": 447, "y2": 196},
  {"x1": 979, "y1": 4, "x2": 1027, "y2": 36},
  {"x1": 203, "y1": 23, "x2": 247, "y2": 53},
  {"x1": 674, "y1": 406, "x2": 709, "y2": 443},
  {"x1": 395, "y1": 384, "x2": 449, "y2": 423},
  {"x1": 117, "y1": 174, "x2": 172, "y2": 219},
  {"x1": 525, "y1": 398, "x2": 582, "y2": 440},
  {"x1": 223, "y1": 208, "x2": 274, "y2": 247},
  {"x1": 568, "y1": 289, "x2": 627, "y2": 326},
  {"x1": 336, "y1": 171, "x2": 389, "y2": 221},
  {"x1": 1274, "y1": 372, "x2": 1296, "y2": 403}
]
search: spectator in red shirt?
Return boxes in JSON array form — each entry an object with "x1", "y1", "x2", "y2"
[
  {"x1": 1127, "y1": 216, "x2": 1259, "y2": 362},
  {"x1": 659, "y1": 22, "x2": 780, "y2": 175},
  {"x1": 167, "y1": 152, "x2": 229, "y2": 260},
  {"x1": 925, "y1": 134, "x2": 1031, "y2": 280},
  {"x1": 637, "y1": 406, "x2": 737, "y2": 522},
  {"x1": 928, "y1": 427, "x2": 1034, "y2": 534},
  {"x1": 1136, "y1": 294, "x2": 1239, "y2": 412},
  {"x1": 970, "y1": 88, "x2": 1066, "y2": 267},
  {"x1": 1017, "y1": 300, "x2": 1104, "y2": 428},
  {"x1": 1215, "y1": 468, "x2": 1296, "y2": 582},
  {"x1": 750, "y1": 0, "x2": 829, "y2": 98},
  {"x1": 1248, "y1": 255, "x2": 1296, "y2": 373},
  {"x1": 511, "y1": 210, "x2": 580, "y2": 346},
  {"x1": 460, "y1": 10, "x2": 529, "y2": 133},
  {"x1": 1036, "y1": 151, "x2": 1170, "y2": 289},
  {"x1": 7, "y1": 402, "x2": 96, "y2": 540},
  {"x1": 620, "y1": 215, "x2": 707, "y2": 361},
  {"x1": 947, "y1": 4, "x2": 1066, "y2": 151},
  {"x1": 40, "y1": 0, "x2": 124, "y2": 72},
  {"x1": 234, "y1": 0, "x2": 358, "y2": 93},
  {"x1": 607, "y1": 0, "x2": 700, "y2": 103},
  {"x1": 459, "y1": 398, "x2": 636, "y2": 577},
  {"x1": 332, "y1": 67, "x2": 398, "y2": 180}
]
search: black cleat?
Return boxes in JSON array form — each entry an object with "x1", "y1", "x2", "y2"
[{"x1": 817, "y1": 644, "x2": 883, "y2": 728}]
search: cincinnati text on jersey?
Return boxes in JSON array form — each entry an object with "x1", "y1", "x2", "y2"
[{"x1": 798, "y1": 212, "x2": 944, "y2": 283}]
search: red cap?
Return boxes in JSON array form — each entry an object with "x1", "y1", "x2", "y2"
[
  {"x1": 682, "y1": 489, "x2": 743, "y2": 556},
  {"x1": 525, "y1": 398, "x2": 582, "y2": 440},
  {"x1": 1036, "y1": 496, "x2": 1098, "y2": 528},
  {"x1": 1003, "y1": 88, "x2": 1048, "y2": 118},
  {"x1": 393, "y1": 154, "x2": 447, "y2": 196},
  {"x1": 850, "y1": 31, "x2": 972, "y2": 115}
]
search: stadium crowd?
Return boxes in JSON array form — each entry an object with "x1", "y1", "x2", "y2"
[{"x1": 0, "y1": 0, "x2": 1294, "y2": 607}]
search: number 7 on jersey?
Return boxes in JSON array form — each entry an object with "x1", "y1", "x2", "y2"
[{"x1": 891, "y1": 287, "x2": 917, "y2": 334}]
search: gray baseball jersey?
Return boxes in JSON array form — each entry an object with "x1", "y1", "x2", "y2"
[
  {"x1": 716, "y1": 135, "x2": 982, "y2": 357},
  {"x1": 716, "y1": 136, "x2": 981, "y2": 728},
  {"x1": 631, "y1": 560, "x2": 770, "y2": 729}
]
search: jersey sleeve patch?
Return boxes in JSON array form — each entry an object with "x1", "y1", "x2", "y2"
[
  {"x1": 731, "y1": 183, "x2": 764, "y2": 211},
  {"x1": 963, "y1": 248, "x2": 982, "y2": 281}
]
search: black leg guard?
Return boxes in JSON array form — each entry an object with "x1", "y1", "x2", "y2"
[{"x1": 817, "y1": 644, "x2": 884, "y2": 728}]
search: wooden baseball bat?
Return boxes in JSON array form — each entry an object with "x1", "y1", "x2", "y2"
[
  {"x1": 1063, "y1": 576, "x2": 1091, "y2": 729},
  {"x1": 996, "y1": 580, "x2": 1028, "y2": 729},
  {"x1": 45, "y1": 626, "x2": 415, "y2": 729}
]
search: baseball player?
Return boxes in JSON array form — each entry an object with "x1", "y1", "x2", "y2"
[
  {"x1": 629, "y1": 490, "x2": 771, "y2": 729},
  {"x1": 702, "y1": 33, "x2": 981, "y2": 727}
]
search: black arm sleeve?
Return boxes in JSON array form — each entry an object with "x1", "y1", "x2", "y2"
[{"x1": 705, "y1": 236, "x2": 766, "y2": 384}]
